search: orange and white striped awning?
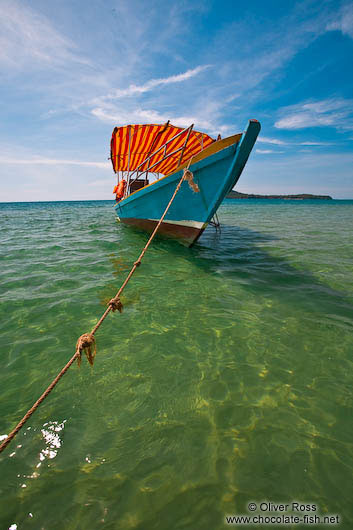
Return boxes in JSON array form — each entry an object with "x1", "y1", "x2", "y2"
[{"x1": 110, "y1": 123, "x2": 215, "y2": 176}]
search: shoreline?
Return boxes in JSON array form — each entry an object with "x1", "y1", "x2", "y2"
[{"x1": 227, "y1": 191, "x2": 333, "y2": 200}]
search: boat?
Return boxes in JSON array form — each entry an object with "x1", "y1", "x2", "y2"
[{"x1": 110, "y1": 119, "x2": 261, "y2": 246}]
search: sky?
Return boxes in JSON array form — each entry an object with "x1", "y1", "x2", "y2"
[{"x1": 0, "y1": 0, "x2": 352, "y2": 201}]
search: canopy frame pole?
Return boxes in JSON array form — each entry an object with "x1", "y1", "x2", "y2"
[
  {"x1": 127, "y1": 124, "x2": 194, "y2": 190},
  {"x1": 125, "y1": 125, "x2": 132, "y2": 198},
  {"x1": 176, "y1": 125, "x2": 193, "y2": 168}
]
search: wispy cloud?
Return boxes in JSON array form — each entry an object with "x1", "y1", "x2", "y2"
[
  {"x1": 87, "y1": 3, "x2": 346, "y2": 135},
  {"x1": 0, "y1": 155, "x2": 110, "y2": 169},
  {"x1": 275, "y1": 98, "x2": 353, "y2": 130},
  {"x1": 1, "y1": 1, "x2": 352, "y2": 201},
  {"x1": 326, "y1": 3, "x2": 353, "y2": 39},
  {"x1": 257, "y1": 136, "x2": 287, "y2": 145},
  {"x1": 299, "y1": 141, "x2": 333, "y2": 146},
  {"x1": 87, "y1": 64, "x2": 235, "y2": 135},
  {"x1": 90, "y1": 104, "x2": 229, "y2": 136},
  {"x1": 205, "y1": 2, "x2": 338, "y2": 101},
  {"x1": 255, "y1": 149, "x2": 284, "y2": 154},
  {"x1": 257, "y1": 137, "x2": 333, "y2": 147},
  {"x1": 0, "y1": 0, "x2": 89, "y2": 70},
  {"x1": 99, "y1": 66, "x2": 211, "y2": 100}
]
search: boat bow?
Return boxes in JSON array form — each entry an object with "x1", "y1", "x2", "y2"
[{"x1": 112, "y1": 120, "x2": 260, "y2": 245}]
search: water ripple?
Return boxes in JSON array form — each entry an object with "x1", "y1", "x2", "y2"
[{"x1": 0, "y1": 199, "x2": 352, "y2": 529}]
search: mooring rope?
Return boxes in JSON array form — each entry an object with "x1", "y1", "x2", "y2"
[{"x1": 0, "y1": 164, "x2": 193, "y2": 454}]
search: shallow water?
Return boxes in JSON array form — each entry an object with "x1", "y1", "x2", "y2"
[{"x1": 0, "y1": 199, "x2": 352, "y2": 529}]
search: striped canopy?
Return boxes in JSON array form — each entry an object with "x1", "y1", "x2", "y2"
[{"x1": 110, "y1": 123, "x2": 215, "y2": 176}]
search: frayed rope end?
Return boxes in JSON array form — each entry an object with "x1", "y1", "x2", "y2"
[{"x1": 183, "y1": 169, "x2": 199, "y2": 193}]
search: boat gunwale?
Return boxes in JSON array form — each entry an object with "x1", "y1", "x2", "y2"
[{"x1": 116, "y1": 133, "x2": 242, "y2": 205}]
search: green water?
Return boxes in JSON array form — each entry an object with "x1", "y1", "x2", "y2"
[{"x1": 0, "y1": 199, "x2": 352, "y2": 529}]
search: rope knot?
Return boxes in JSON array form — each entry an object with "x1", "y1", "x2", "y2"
[
  {"x1": 76, "y1": 333, "x2": 96, "y2": 367},
  {"x1": 183, "y1": 168, "x2": 199, "y2": 193},
  {"x1": 109, "y1": 297, "x2": 123, "y2": 313}
]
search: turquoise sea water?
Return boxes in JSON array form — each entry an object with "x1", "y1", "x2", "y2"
[{"x1": 0, "y1": 199, "x2": 352, "y2": 529}]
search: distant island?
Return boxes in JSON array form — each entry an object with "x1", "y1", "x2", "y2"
[{"x1": 227, "y1": 191, "x2": 333, "y2": 200}]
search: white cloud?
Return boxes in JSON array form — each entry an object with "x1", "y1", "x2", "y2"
[
  {"x1": 99, "y1": 65, "x2": 211, "y2": 100},
  {"x1": 1, "y1": 1, "x2": 352, "y2": 203},
  {"x1": 88, "y1": 64, "x2": 235, "y2": 136},
  {"x1": 207, "y1": 1, "x2": 340, "y2": 103},
  {"x1": 299, "y1": 141, "x2": 333, "y2": 146},
  {"x1": 255, "y1": 149, "x2": 284, "y2": 154},
  {"x1": 87, "y1": 3, "x2": 343, "y2": 138},
  {"x1": 275, "y1": 98, "x2": 353, "y2": 130},
  {"x1": 0, "y1": 151, "x2": 113, "y2": 202},
  {"x1": 0, "y1": 155, "x2": 110, "y2": 169},
  {"x1": 0, "y1": 0, "x2": 89, "y2": 70},
  {"x1": 257, "y1": 137, "x2": 334, "y2": 147},
  {"x1": 326, "y1": 3, "x2": 353, "y2": 39},
  {"x1": 257, "y1": 136, "x2": 287, "y2": 145},
  {"x1": 91, "y1": 100, "x2": 232, "y2": 137}
]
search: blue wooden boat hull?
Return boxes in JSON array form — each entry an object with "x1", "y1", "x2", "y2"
[{"x1": 115, "y1": 120, "x2": 260, "y2": 246}]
